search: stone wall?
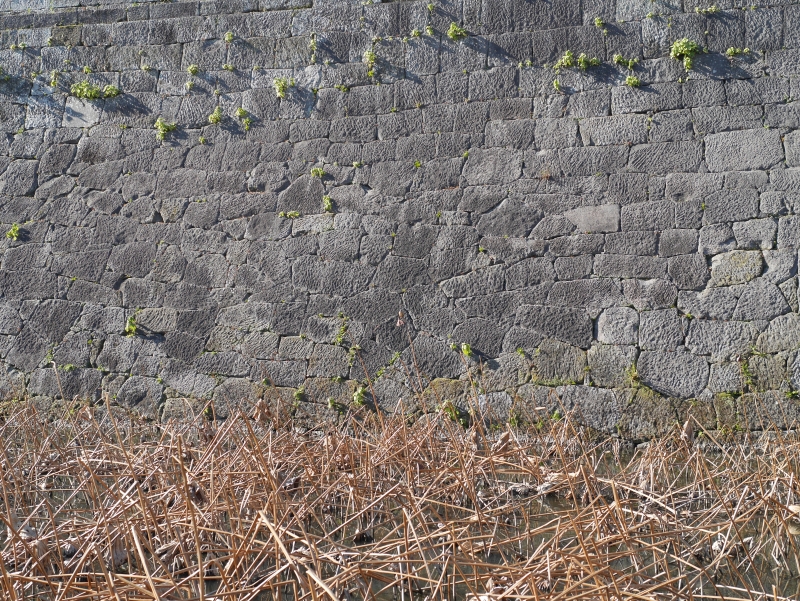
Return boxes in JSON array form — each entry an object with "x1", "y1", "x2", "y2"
[{"x1": 0, "y1": 0, "x2": 799, "y2": 437}]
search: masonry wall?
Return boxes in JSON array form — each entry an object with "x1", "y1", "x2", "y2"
[{"x1": 0, "y1": 0, "x2": 798, "y2": 437}]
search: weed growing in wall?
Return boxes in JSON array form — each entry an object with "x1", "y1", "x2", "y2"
[
  {"x1": 671, "y1": 38, "x2": 700, "y2": 69},
  {"x1": 447, "y1": 23, "x2": 467, "y2": 41},
  {"x1": 154, "y1": 117, "x2": 177, "y2": 141}
]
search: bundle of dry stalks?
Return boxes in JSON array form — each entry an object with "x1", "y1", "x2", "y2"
[{"x1": 2, "y1": 396, "x2": 800, "y2": 601}]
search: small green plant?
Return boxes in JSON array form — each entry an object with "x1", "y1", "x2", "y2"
[
  {"x1": 154, "y1": 117, "x2": 177, "y2": 141},
  {"x1": 725, "y1": 47, "x2": 750, "y2": 58},
  {"x1": 516, "y1": 347, "x2": 525, "y2": 358},
  {"x1": 786, "y1": 389, "x2": 799, "y2": 399},
  {"x1": 594, "y1": 16, "x2": 604, "y2": 27},
  {"x1": 334, "y1": 84, "x2": 349, "y2": 93},
  {"x1": 198, "y1": 136, "x2": 207, "y2": 144},
  {"x1": 241, "y1": 117, "x2": 252, "y2": 131},
  {"x1": 323, "y1": 195, "x2": 334, "y2": 212},
  {"x1": 311, "y1": 167, "x2": 326, "y2": 178},
  {"x1": 553, "y1": 79, "x2": 561, "y2": 92},
  {"x1": 363, "y1": 49, "x2": 377, "y2": 77},
  {"x1": 411, "y1": 29, "x2": 421, "y2": 38},
  {"x1": 461, "y1": 343, "x2": 472, "y2": 357},
  {"x1": 222, "y1": 63, "x2": 234, "y2": 71},
  {"x1": 413, "y1": 160, "x2": 422, "y2": 169},
  {"x1": 185, "y1": 80, "x2": 194, "y2": 91},
  {"x1": 577, "y1": 53, "x2": 600, "y2": 70},
  {"x1": 334, "y1": 313, "x2": 349, "y2": 345},
  {"x1": 426, "y1": 25, "x2": 435, "y2": 36},
  {"x1": 274, "y1": 77, "x2": 290, "y2": 98},
  {"x1": 446, "y1": 22, "x2": 468, "y2": 42},
  {"x1": 352, "y1": 386, "x2": 366, "y2": 407},
  {"x1": 187, "y1": 64, "x2": 199, "y2": 75},
  {"x1": 427, "y1": 2, "x2": 435, "y2": 12},
  {"x1": 613, "y1": 54, "x2": 639, "y2": 70},
  {"x1": 625, "y1": 363, "x2": 640, "y2": 387},
  {"x1": 141, "y1": 64, "x2": 151, "y2": 71},
  {"x1": 235, "y1": 107, "x2": 248, "y2": 119},
  {"x1": 670, "y1": 38, "x2": 700, "y2": 69},
  {"x1": 49, "y1": 70, "x2": 58, "y2": 87},
  {"x1": 224, "y1": 31, "x2": 234, "y2": 43},
  {"x1": 70, "y1": 80, "x2": 102, "y2": 100},
  {"x1": 352, "y1": 161, "x2": 362, "y2": 168},
  {"x1": 61, "y1": 364, "x2": 77, "y2": 372},
  {"x1": 102, "y1": 85, "x2": 120, "y2": 98},
  {"x1": 293, "y1": 386, "x2": 305, "y2": 402},
  {"x1": 625, "y1": 75, "x2": 641, "y2": 87},
  {"x1": 125, "y1": 313, "x2": 137, "y2": 337},
  {"x1": 5, "y1": 223, "x2": 20, "y2": 241},
  {"x1": 82, "y1": 65, "x2": 92, "y2": 74},
  {"x1": 553, "y1": 50, "x2": 575, "y2": 71},
  {"x1": 308, "y1": 33, "x2": 318, "y2": 65},
  {"x1": 208, "y1": 106, "x2": 223, "y2": 124},
  {"x1": 278, "y1": 211, "x2": 301, "y2": 219},
  {"x1": 694, "y1": 4, "x2": 719, "y2": 14}
]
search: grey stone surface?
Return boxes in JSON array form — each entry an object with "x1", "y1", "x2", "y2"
[
  {"x1": 638, "y1": 351, "x2": 709, "y2": 398},
  {"x1": 710, "y1": 251, "x2": 764, "y2": 287},
  {"x1": 0, "y1": 0, "x2": 795, "y2": 435}
]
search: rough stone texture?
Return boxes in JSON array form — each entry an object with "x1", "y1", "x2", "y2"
[{"x1": 0, "y1": 0, "x2": 798, "y2": 435}]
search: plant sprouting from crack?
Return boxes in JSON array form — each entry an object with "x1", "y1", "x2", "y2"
[
  {"x1": 224, "y1": 31, "x2": 234, "y2": 43},
  {"x1": 125, "y1": 312, "x2": 138, "y2": 337},
  {"x1": 352, "y1": 386, "x2": 366, "y2": 407},
  {"x1": 273, "y1": 77, "x2": 292, "y2": 99},
  {"x1": 5, "y1": 223, "x2": 20, "y2": 241},
  {"x1": 208, "y1": 105, "x2": 223, "y2": 125},
  {"x1": 670, "y1": 38, "x2": 700, "y2": 70},
  {"x1": 446, "y1": 22, "x2": 467, "y2": 42},
  {"x1": 553, "y1": 50, "x2": 575, "y2": 72},
  {"x1": 323, "y1": 195, "x2": 334, "y2": 212},
  {"x1": 625, "y1": 75, "x2": 641, "y2": 87},
  {"x1": 70, "y1": 80, "x2": 102, "y2": 99},
  {"x1": 363, "y1": 49, "x2": 377, "y2": 77},
  {"x1": 461, "y1": 343, "x2": 472, "y2": 357},
  {"x1": 577, "y1": 53, "x2": 600, "y2": 70},
  {"x1": 154, "y1": 117, "x2": 177, "y2": 141},
  {"x1": 103, "y1": 85, "x2": 120, "y2": 98},
  {"x1": 187, "y1": 64, "x2": 199, "y2": 76},
  {"x1": 613, "y1": 54, "x2": 639, "y2": 70},
  {"x1": 334, "y1": 313, "x2": 349, "y2": 346},
  {"x1": 311, "y1": 167, "x2": 326, "y2": 178},
  {"x1": 309, "y1": 33, "x2": 317, "y2": 64},
  {"x1": 726, "y1": 47, "x2": 750, "y2": 58},
  {"x1": 278, "y1": 211, "x2": 300, "y2": 219}
]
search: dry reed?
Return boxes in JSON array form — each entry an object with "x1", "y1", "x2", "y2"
[{"x1": 2, "y1": 391, "x2": 800, "y2": 601}]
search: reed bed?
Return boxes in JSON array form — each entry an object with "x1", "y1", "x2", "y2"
[{"x1": 2, "y1": 395, "x2": 800, "y2": 601}]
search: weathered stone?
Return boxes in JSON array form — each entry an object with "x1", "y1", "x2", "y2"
[
  {"x1": 685, "y1": 320, "x2": 759, "y2": 362},
  {"x1": 710, "y1": 251, "x2": 763, "y2": 287},
  {"x1": 638, "y1": 309, "x2": 684, "y2": 352},
  {"x1": 638, "y1": 351, "x2": 709, "y2": 398},
  {"x1": 587, "y1": 344, "x2": 637, "y2": 388},
  {"x1": 596, "y1": 307, "x2": 639, "y2": 345},
  {"x1": 705, "y1": 129, "x2": 784, "y2": 172}
]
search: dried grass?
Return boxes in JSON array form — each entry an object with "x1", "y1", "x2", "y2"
[{"x1": 2, "y1": 391, "x2": 800, "y2": 600}]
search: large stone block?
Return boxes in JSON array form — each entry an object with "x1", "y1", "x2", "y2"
[
  {"x1": 705, "y1": 129, "x2": 784, "y2": 172},
  {"x1": 638, "y1": 351, "x2": 708, "y2": 398}
]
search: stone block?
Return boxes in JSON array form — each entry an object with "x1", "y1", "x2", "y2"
[
  {"x1": 563, "y1": 204, "x2": 619, "y2": 233},
  {"x1": 597, "y1": 307, "x2": 639, "y2": 345},
  {"x1": 638, "y1": 350, "x2": 708, "y2": 398},
  {"x1": 638, "y1": 309, "x2": 683, "y2": 352},
  {"x1": 705, "y1": 129, "x2": 784, "y2": 172},
  {"x1": 710, "y1": 250, "x2": 763, "y2": 287}
]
